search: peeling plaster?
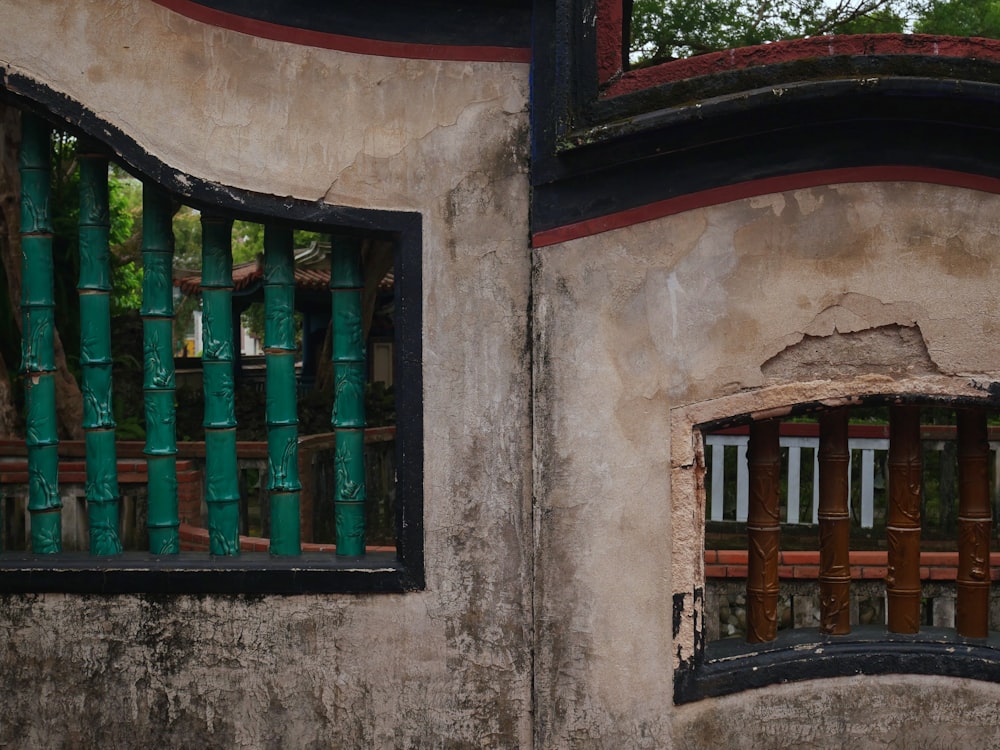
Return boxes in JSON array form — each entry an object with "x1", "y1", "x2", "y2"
[
  {"x1": 763, "y1": 323, "x2": 939, "y2": 382},
  {"x1": 535, "y1": 181, "x2": 1000, "y2": 745},
  {"x1": 12, "y1": 1, "x2": 1000, "y2": 744},
  {"x1": 3, "y1": 1, "x2": 532, "y2": 747}
]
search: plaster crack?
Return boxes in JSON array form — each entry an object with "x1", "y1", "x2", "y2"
[{"x1": 321, "y1": 96, "x2": 520, "y2": 204}]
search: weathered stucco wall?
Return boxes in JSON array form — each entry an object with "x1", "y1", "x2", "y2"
[
  {"x1": 8, "y1": 2, "x2": 1000, "y2": 747},
  {"x1": 534, "y1": 182, "x2": 1000, "y2": 746},
  {"x1": 672, "y1": 673, "x2": 1000, "y2": 749},
  {"x1": 2, "y1": 1, "x2": 531, "y2": 747}
]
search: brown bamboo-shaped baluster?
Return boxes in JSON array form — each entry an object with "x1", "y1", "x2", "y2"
[
  {"x1": 818, "y1": 408, "x2": 851, "y2": 635},
  {"x1": 747, "y1": 419, "x2": 781, "y2": 643},
  {"x1": 887, "y1": 404, "x2": 922, "y2": 633},
  {"x1": 957, "y1": 408, "x2": 991, "y2": 638}
]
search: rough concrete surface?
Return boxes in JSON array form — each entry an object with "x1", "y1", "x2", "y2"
[
  {"x1": 534, "y1": 182, "x2": 1000, "y2": 746},
  {"x1": 7, "y1": 1, "x2": 1000, "y2": 747},
  {"x1": 2, "y1": 1, "x2": 532, "y2": 747},
  {"x1": 673, "y1": 674, "x2": 1000, "y2": 749}
]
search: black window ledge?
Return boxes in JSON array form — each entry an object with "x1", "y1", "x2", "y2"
[
  {"x1": 0, "y1": 551, "x2": 420, "y2": 594},
  {"x1": 675, "y1": 625, "x2": 1000, "y2": 704}
]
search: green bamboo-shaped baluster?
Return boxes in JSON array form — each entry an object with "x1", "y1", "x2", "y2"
[
  {"x1": 330, "y1": 236, "x2": 366, "y2": 556},
  {"x1": 19, "y1": 113, "x2": 61, "y2": 553},
  {"x1": 78, "y1": 146, "x2": 123, "y2": 555},
  {"x1": 264, "y1": 225, "x2": 301, "y2": 555},
  {"x1": 202, "y1": 215, "x2": 240, "y2": 555},
  {"x1": 142, "y1": 185, "x2": 180, "y2": 554}
]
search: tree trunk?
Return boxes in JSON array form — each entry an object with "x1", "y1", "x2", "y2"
[
  {"x1": 0, "y1": 101, "x2": 84, "y2": 439},
  {"x1": 0, "y1": 349, "x2": 19, "y2": 438},
  {"x1": 361, "y1": 239, "x2": 395, "y2": 342},
  {"x1": 314, "y1": 321, "x2": 334, "y2": 395},
  {"x1": 0, "y1": 103, "x2": 23, "y2": 438},
  {"x1": 0, "y1": 104, "x2": 22, "y2": 304},
  {"x1": 52, "y1": 328, "x2": 84, "y2": 439}
]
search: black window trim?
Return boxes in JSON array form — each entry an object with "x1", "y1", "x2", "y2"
[
  {"x1": 673, "y1": 390, "x2": 1000, "y2": 704},
  {"x1": 531, "y1": 0, "x2": 1000, "y2": 242},
  {"x1": 0, "y1": 73, "x2": 425, "y2": 594}
]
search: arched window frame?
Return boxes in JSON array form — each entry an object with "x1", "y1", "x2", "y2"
[{"x1": 670, "y1": 378, "x2": 1000, "y2": 703}]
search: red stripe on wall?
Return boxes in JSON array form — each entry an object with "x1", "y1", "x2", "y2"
[
  {"x1": 151, "y1": 0, "x2": 532, "y2": 63},
  {"x1": 531, "y1": 167, "x2": 1000, "y2": 247}
]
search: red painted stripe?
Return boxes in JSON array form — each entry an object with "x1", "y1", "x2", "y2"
[
  {"x1": 532, "y1": 167, "x2": 1000, "y2": 247},
  {"x1": 151, "y1": 0, "x2": 531, "y2": 63},
  {"x1": 706, "y1": 549, "x2": 1000, "y2": 580},
  {"x1": 605, "y1": 34, "x2": 1000, "y2": 95}
]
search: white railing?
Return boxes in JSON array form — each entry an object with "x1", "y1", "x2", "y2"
[{"x1": 705, "y1": 431, "x2": 1000, "y2": 528}]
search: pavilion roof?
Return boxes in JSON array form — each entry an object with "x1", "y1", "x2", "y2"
[{"x1": 173, "y1": 242, "x2": 393, "y2": 295}]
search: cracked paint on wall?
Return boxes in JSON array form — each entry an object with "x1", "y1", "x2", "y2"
[
  {"x1": 1, "y1": 1, "x2": 532, "y2": 747},
  {"x1": 534, "y1": 181, "x2": 1000, "y2": 746}
]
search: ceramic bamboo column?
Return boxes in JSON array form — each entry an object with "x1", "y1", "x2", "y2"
[
  {"x1": 746, "y1": 419, "x2": 781, "y2": 643},
  {"x1": 264, "y1": 225, "x2": 301, "y2": 556},
  {"x1": 330, "y1": 236, "x2": 366, "y2": 556},
  {"x1": 201, "y1": 215, "x2": 240, "y2": 555},
  {"x1": 78, "y1": 146, "x2": 123, "y2": 555},
  {"x1": 818, "y1": 408, "x2": 851, "y2": 634},
  {"x1": 887, "y1": 404, "x2": 922, "y2": 633},
  {"x1": 142, "y1": 185, "x2": 180, "y2": 554},
  {"x1": 19, "y1": 113, "x2": 61, "y2": 553},
  {"x1": 957, "y1": 408, "x2": 991, "y2": 637}
]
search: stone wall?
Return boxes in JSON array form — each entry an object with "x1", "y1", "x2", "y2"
[
  {"x1": 5, "y1": 2, "x2": 1000, "y2": 747},
  {"x1": 534, "y1": 182, "x2": 1000, "y2": 746},
  {"x1": 1, "y1": 1, "x2": 532, "y2": 746}
]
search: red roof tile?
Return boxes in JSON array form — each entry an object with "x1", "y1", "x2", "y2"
[{"x1": 174, "y1": 242, "x2": 393, "y2": 295}]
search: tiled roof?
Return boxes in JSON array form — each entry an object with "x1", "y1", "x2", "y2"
[{"x1": 174, "y1": 242, "x2": 393, "y2": 295}]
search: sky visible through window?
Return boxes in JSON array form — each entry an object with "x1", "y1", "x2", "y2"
[{"x1": 630, "y1": 0, "x2": 1000, "y2": 66}]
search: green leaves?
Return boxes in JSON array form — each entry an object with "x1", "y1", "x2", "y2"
[
  {"x1": 629, "y1": 0, "x2": 996, "y2": 66},
  {"x1": 912, "y1": 0, "x2": 1000, "y2": 36}
]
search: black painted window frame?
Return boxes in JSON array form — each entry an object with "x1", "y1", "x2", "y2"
[
  {"x1": 532, "y1": 0, "x2": 1000, "y2": 704},
  {"x1": 531, "y1": 0, "x2": 1000, "y2": 240},
  {"x1": 0, "y1": 77, "x2": 424, "y2": 595},
  {"x1": 673, "y1": 395, "x2": 1000, "y2": 704}
]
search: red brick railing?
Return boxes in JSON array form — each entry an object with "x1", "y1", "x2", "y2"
[
  {"x1": 0, "y1": 429, "x2": 396, "y2": 552},
  {"x1": 605, "y1": 33, "x2": 1000, "y2": 95},
  {"x1": 0, "y1": 448, "x2": 203, "y2": 550},
  {"x1": 0, "y1": 457, "x2": 203, "y2": 523},
  {"x1": 705, "y1": 549, "x2": 1000, "y2": 581}
]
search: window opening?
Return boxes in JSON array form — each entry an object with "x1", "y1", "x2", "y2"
[
  {"x1": 703, "y1": 402, "x2": 997, "y2": 642},
  {"x1": 677, "y1": 395, "x2": 1000, "y2": 702},
  {"x1": 0, "y1": 108, "x2": 421, "y2": 592}
]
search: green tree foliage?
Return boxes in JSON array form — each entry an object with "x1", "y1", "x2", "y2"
[
  {"x1": 631, "y1": 0, "x2": 910, "y2": 63},
  {"x1": 47, "y1": 135, "x2": 147, "y2": 364},
  {"x1": 171, "y1": 205, "x2": 202, "y2": 270},
  {"x1": 173, "y1": 209, "x2": 324, "y2": 270},
  {"x1": 107, "y1": 167, "x2": 144, "y2": 315},
  {"x1": 912, "y1": 0, "x2": 1000, "y2": 36},
  {"x1": 173, "y1": 215, "x2": 322, "y2": 346},
  {"x1": 630, "y1": 0, "x2": 996, "y2": 65}
]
